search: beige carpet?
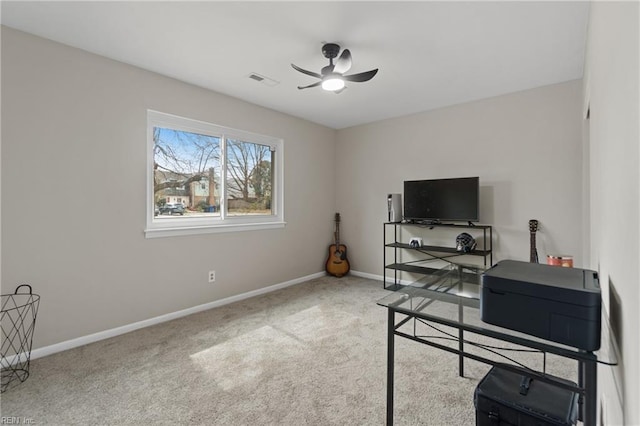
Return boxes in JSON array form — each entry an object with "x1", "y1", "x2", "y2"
[{"x1": 1, "y1": 275, "x2": 576, "y2": 425}]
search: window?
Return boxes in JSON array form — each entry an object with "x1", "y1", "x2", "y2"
[{"x1": 145, "y1": 110, "x2": 284, "y2": 238}]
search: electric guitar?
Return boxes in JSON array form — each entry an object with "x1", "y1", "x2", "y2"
[
  {"x1": 529, "y1": 219, "x2": 539, "y2": 263},
  {"x1": 325, "y1": 213, "x2": 350, "y2": 277}
]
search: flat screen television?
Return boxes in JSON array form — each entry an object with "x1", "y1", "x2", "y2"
[{"x1": 403, "y1": 177, "x2": 479, "y2": 223}]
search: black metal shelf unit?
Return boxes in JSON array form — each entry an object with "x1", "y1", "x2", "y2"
[{"x1": 383, "y1": 222, "x2": 493, "y2": 290}]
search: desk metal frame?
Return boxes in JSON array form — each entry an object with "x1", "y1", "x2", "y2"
[{"x1": 380, "y1": 282, "x2": 616, "y2": 426}]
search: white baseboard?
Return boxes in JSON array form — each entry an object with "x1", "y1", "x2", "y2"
[
  {"x1": 29, "y1": 271, "x2": 326, "y2": 361},
  {"x1": 349, "y1": 270, "x2": 383, "y2": 281}
]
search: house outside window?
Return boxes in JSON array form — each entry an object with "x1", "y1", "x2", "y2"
[{"x1": 145, "y1": 110, "x2": 284, "y2": 238}]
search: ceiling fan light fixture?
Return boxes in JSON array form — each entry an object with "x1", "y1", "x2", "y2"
[
  {"x1": 292, "y1": 43, "x2": 376, "y2": 92},
  {"x1": 322, "y1": 77, "x2": 345, "y2": 91}
]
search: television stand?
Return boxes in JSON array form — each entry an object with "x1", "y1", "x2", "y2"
[{"x1": 383, "y1": 221, "x2": 493, "y2": 290}]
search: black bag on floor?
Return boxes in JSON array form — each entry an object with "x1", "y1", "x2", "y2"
[{"x1": 474, "y1": 366, "x2": 578, "y2": 426}]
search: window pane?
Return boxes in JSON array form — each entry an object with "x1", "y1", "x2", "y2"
[
  {"x1": 153, "y1": 127, "x2": 221, "y2": 219},
  {"x1": 226, "y1": 139, "x2": 273, "y2": 216}
]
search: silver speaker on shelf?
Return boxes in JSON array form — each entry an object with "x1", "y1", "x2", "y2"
[{"x1": 387, "y1": 193, "x2": 402, "y2": 223}]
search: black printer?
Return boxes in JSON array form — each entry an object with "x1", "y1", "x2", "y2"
[{"x1": 481, "y1": 260, "x2": 601, "y2": 351}]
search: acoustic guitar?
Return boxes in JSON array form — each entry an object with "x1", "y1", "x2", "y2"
[
  {"x1": 326, "y1": 213, "x2": 350, "y2": 277},
  {"x1": 529, "y1": 219, "x2": 539, "y2": 263}
]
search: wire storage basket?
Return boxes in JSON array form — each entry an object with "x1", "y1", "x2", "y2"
[{"x1": 1, "y1": 284, "x2": 40, "y2": 392}]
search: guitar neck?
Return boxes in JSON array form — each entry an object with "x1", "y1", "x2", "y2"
[
  {"x1": 333, "y1": 213, "x2": 344, "y2": 247},
  {"x1": 530, "y1": 232, "x2": 538, "y2": 263}
]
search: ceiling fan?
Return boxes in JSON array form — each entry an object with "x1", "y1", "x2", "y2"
[{"x1": 291, "y1": 43, "x2": 378, "y2": 93}]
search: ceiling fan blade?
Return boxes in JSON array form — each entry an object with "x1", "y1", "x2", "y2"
[
  {"x1": 297, "y1": 81, "x2": 322, "y2": 90},
  {"x1": 291, "y1": 63, "x2": 322, "y2": 79},
  {"x1": 333, "y1": 49, "x2": 352, "y2": 74},
  {"x1": 334, "y1": 86, "x2": 347, "y2": 94},
  {"x1": 343, "y1": 69, "x2": 379, "y2": 83}
]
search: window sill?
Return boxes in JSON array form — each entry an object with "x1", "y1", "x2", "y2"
[{"x1": 144, "y1": 221, "x2": 286, "y2": 238}]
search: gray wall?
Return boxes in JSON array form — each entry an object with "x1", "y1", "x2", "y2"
[
  {"x1": 1, "y1": 27, "x2": 337, "y2": 348},
  {"x1": 584, "y1": 2, "x2": 639, "y2": 424},
  {"x1": 336, "y1": 80, "x2": 584, "y2": 275}
]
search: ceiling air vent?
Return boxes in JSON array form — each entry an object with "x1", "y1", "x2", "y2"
[{"x1": 247, "y1": 72, "x2": 279, "y2": 87}]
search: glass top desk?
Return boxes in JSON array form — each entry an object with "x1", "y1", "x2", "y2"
[{"x1": 377, "y1": 264, "x2": 618, "y2": 426}]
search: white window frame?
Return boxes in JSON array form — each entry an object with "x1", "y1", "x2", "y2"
[{"x1": 145, "y1": 110, "x2": 285, "y2": 238}]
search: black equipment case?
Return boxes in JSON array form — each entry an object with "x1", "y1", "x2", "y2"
[
  {"x1": 474, "y1": 366, "x2": 578, "y2": 426},
  {"x1": 480, "y1": 260, "x2": 601, "y2": 351}
]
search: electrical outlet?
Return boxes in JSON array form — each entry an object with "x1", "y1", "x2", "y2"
[{"x1": 208, "y1": 270, "x2": 216, "y2": 283}]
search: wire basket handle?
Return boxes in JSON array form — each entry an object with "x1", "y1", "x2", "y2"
[{"x1": 14, "y1": 284, "x2": 33, "y2": 295}]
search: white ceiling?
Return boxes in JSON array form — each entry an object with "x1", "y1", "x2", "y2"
[{"x1": 1, "y1": 1, "x2": 590, "y2": 129}]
